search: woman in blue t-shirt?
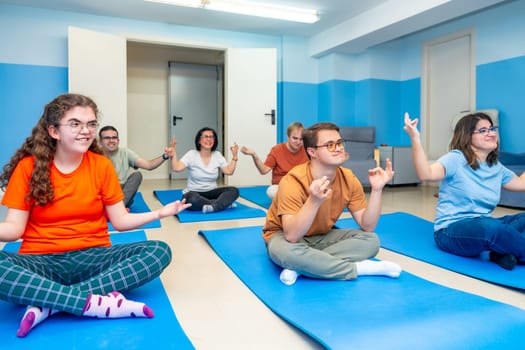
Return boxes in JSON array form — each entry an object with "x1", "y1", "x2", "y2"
[{"x1": 404, "y1": 111, "x2": 525, "y2": 270}]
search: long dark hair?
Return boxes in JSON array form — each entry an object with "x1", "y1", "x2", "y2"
[
  {"x1": 450, "y1": 112, "x2": 498, "y2": 170},
  {"x1": 194, "y1": 127, "x2": 218, "y2": 151},
  {"x1": 0, "y1": 93, "x2": 102, "y2": 206}
]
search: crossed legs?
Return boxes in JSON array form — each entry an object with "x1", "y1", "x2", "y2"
[{"x1": 0, "y1": 240, "x2": 171, "y2": 337}]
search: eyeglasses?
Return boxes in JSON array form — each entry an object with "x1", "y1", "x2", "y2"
[
  {"x1": 201, "y1": 135, "x2": 215, "y2": 139},
  {"x1": 101, "y1": 136, "x2": 119, "y2": 141},
  {"x1": 472, "y1": 126, "x2": 498, "y2": 135},
  {"x1": 59, "y1": 120, "x2": 99, "y2": 133},
  {"x1": 314, "y1": 140, "x2": 346, "y2": 152}
]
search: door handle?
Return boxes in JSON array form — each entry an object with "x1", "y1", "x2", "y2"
[
  {"x1": 172, "y1": 115, "x2": 183, "y2": 126},
  {"x1": 264, "y1": 109, "x2": 275, "y2": 125}
]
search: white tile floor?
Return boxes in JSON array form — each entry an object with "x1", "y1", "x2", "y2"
[{"x1": 137, "y1": 179, "x2": 525, "y2": 349}]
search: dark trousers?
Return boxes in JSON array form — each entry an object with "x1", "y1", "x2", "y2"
[
  {"x1": 183, "y1": 186, "x2": 239, "y2": 212},
  {"x1": 122, "y1": 171, "x2": 143, "y2": 207}
]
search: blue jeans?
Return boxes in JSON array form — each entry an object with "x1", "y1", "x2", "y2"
[
  {"x1": 183, "y1": 186, "x2": 239, "y2": 212},
  {"x1": 434, "y1": 213, "x2": 525, "y2": 262}
]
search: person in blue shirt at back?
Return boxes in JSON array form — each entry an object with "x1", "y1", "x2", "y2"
[{"x1": 404, "y1": 111, "x2": 525, "y2": 270}]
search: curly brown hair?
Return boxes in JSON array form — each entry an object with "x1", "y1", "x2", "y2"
[
  {"x1": 0, "y1": 93, "x2": 103, "y2": 206},
  {"x1": 449, "y1": 112, "x2": 498, "y2": 170}
]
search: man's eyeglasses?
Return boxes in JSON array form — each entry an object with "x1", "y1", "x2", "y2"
[
  {"x1": 101, "y1": 136, "x2": 119, "y2": 141},
  {"x1": 59, "y1": 120, "x2": 99, "y2": 133},
  {"x1": 472, "y1": 126, "x2": 498, "y2": 135},
  {"x1": 314, "y1": 140, "x2": 346, "y2": 152}
]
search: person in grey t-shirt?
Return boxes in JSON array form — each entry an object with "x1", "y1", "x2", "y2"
[{"x1": 99, "y1": 126, "x2": 173, "y2": 207}]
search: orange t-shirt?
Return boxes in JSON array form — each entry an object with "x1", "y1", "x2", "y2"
[
  {"x1": 264, "y1": 143, "x2": 309, "y2": 185},
  {"x1": 2, "y1": 152, "x2": 124, "y2": 254},
  {"x1": 262, "y1": 162, "x2": 367, "y2": 242}
]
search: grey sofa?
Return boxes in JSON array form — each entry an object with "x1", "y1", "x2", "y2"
[
  {"x1": 339, "y1": 126, "x2": 376, "y2": 190},
  {"x1": 499, "y1": 151, "x2": 525, "y2": 209}
]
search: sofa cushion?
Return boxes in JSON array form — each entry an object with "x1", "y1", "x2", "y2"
[{"x1": 499, "y1": 152, "x2": 525, "y2": 166}]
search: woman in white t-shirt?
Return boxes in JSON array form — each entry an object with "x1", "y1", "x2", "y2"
[{"x1": 171, "y1": 127, "x2": 239, "y2": 213}]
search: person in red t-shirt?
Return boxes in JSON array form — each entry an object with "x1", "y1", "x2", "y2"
[
  {"x1": 241, "y1": 122, "x2": 309, "y2": 198},
  {"x1": 0, "y1": 93, "x2": 190, "y2": 338}
]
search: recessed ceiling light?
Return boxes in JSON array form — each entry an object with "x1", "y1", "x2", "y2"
[{"x1": 145, "y1": 0, "x2": 320, "y2": 23}]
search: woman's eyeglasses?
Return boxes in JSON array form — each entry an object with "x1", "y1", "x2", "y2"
[
  {"x1": 59, "y1": 120, "x2": 99, "y2": 133},
  {"x1": 472, "y1": 126, "x2": 498, "y2": 135},
  {"x1": 314, "y1": 140, "x2": 346, "y2": 152}
]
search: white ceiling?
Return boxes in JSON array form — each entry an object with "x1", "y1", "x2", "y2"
[{"x1": 1, "y1": 0, "x2": 511, "y2": 55}]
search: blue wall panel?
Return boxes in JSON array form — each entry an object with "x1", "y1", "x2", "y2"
[
  {"x1": 0, "y1": 63, "x2": 68, "y2": 167},
  {"x1": 280, "y1": 81, "x2": 318, "y2": 141},
  {"x1": 477, "y1": 55, "x2": 525, "y2": 152},
  {"x1": 318, "y1": 80, "x2": 355, "y2": 125},
  {"x1": 327, "y1": 80, "x2": 355, "y2": 126},
  {"x1": 399, "y1": 78, "x2": 421, "y2": 146},
  {"x1": 354, "y1": 80, "x2": 372, "y2": 127},
  {"x1": 367, "y1": 79, "x2": 400, "y2": 146}
]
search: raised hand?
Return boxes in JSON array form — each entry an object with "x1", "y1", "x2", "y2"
[
  {"x1": 240, "y1": 146, "x2": 255, "y2": 155},
  {"x1": 368, "y1": 158, "x2": 394, "y2": 189},
  {"x1": 309, "y1": 176, "x2": 332, "y2": 202},
  {"x1": 169, "y1": 136, "x2": 177, "y2": 151},
  {"x1": 230, "y1": 142, "x2": 239, "y2": 157},
  {"x1": 158, "y1": 198, "x2": 191, "y2": 218},
  {"x1": 403, "y1": 112, "x2": 420, "y2": 139},
  {"x1": 164, "y1": 144, "x2": 175, "y2": 158}
]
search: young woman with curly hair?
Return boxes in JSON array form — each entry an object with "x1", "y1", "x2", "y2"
[{"x1": 0, "y1": 93, "x2": 190, "y2": 337}]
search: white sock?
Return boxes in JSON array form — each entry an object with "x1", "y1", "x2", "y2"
[
  {"x1": 279, "y1": 269, "x2": 299, "y2": 286},
  {"x1": 82, "y1": 291, "x2": 153, "y2": 319},
  {"x1": 355, "y1": 260, "x2": 402, "y2": 278},
  {"x1": 17, "y1": 306, "x2": 59, "y2": 337},
  {"x1": 229, "y1": 202, "x2": 237, "y2": 209},
  {"x1": 202, "y1": 204, "x2": 214, "y2": 214}
]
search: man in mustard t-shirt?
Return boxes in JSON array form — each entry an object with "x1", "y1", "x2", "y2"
[{"x1": 262, "y1": 122, "x2": 402, "y2": 285}]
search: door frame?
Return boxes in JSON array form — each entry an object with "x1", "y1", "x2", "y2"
[
  {"x1": 421, "y1": 29, "x2": 476, "y2": 160},
  {"x1": 69, "y1": 29, "x2": 277, "y2": 183}
]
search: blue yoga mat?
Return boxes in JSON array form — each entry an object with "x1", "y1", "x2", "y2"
[
  {"x1": 239, "y1": 185, "x2": 272, "y2": 208},
  {"x1": 153, "y1": 189, "x2": 266, "y2": 222},
  {"x1": 1, "y1": 231, "x2": 194, "y2": 350},
  {"x1": 336, "y1": 212, "x2": 525, "y2": 290},
  {"x1": 107, "y1": 192, "x2": 161, "y2": 232},
  {"x1": 199, "y1": 225, "x2": 525, "y2": 349}
]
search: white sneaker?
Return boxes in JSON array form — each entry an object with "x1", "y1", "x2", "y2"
[{"x1": 279, "y1": 269, "x2": 299, "y2": 286}]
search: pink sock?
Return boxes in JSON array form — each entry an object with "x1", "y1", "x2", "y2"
[
  {"x1": 82, "y1": 291, "x2": 154, "y2": 319},
  {"x1": 17, "y1": 306, "x2": 59, "y2": 337}
]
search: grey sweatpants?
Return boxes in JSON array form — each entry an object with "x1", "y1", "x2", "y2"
[{"x1": 267, "y1": 228, "x2": 380, "y2": 280}]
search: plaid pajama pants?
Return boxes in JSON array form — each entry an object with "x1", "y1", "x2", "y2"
[{"x1": 0, "y1": 240, "x2": 171, "y2": 315}]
